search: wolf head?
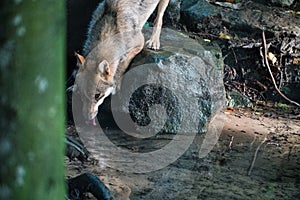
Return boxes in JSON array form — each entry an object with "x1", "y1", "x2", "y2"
[{"x1": 74, "y1": 53, "x2": 115, "y2": 124}]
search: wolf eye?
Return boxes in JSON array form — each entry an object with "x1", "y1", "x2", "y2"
[{"x1": 95, "y1": 93, "x2": 104, "y2": 101}]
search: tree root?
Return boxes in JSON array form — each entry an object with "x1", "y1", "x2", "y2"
[{"x1": 261, "y1": 30, "x2": 300, "y2": 107}]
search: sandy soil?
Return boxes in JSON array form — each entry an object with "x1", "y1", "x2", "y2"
[{"x1": 67, "y1": 105, "x2": 300, "y2": 200}]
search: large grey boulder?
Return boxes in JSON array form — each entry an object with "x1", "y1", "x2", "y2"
[
  {"x1": 164, "y1": 0, "x2": 182, "y2": 27},
  {"x1": 271, "y1": 0, "x2": 295, "y2": 7},
  {"x1": 180, "y1": 0, "x2": 221, "y2": 34},
  {"x1": 180, "y1": 0, "x2": 300, "y2": 36},
  {"x1": 110, "y1": 28, "x2": 225, "y2": 134}
]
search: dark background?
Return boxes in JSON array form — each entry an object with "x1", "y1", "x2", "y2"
[{"x1": 67, "y1": 0, "x2": 100, "y2": 76}]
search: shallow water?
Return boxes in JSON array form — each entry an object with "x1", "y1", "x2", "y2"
[{"x1": 67, "y1": 108, "x2": 300, "y2": 200}]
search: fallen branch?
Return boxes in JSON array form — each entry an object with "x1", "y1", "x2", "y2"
[
  {"x1": 261, "y1": 31, "x2": 300, "y2": 107},
  {"x1": 248, "y1": 137, "x2": 267, "y2": 176}
]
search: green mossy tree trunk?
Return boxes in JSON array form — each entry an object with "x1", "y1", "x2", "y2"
[{"x1": 0, "y1": 1, "x2": 66, "y2": 199}]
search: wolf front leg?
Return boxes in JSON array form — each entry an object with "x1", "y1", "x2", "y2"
[
  {"x1": 146, "y1": 0, "x2": 169, "y2": 50},
  {"x1": 114, "y1": 43, "x2": 144, "y2": 93}
]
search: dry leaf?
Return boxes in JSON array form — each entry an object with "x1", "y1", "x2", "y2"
[
  {"x1": 267, "y1": 52, "x2": 277, "y2": 65},
  {"x1": 219, "y1": 32, "x2": 231, "y2": 40},
  {"x1": 225, "y1": 107, "x2": 235, "y2": 115},
  {"x1": 293, "y1": 58, "x2": 300, "y2": 64}
]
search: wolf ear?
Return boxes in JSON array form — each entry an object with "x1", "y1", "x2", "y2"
[
  {"x1": 75, "y1": 52, "x2": 85, "y2": 67},
  {"x1": 98, "y1": 60, "x2": 110, "y2": 75}
]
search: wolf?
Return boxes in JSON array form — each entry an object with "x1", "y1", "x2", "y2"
[{"x1": 74, "y1": 0, "x2": 169, "y2": 125}]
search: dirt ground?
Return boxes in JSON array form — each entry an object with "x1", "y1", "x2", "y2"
[{"x1": 67, "y1": 104, "x2": 300, "y2": 200}]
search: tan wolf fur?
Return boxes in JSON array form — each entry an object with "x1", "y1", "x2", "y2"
[{"x1": 74, "y1": 0, "x2": 169, "y2": 124}]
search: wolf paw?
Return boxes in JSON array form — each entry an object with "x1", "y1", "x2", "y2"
[{"x1": 146, "y1": 38, "x2": 160, "y2": 50}]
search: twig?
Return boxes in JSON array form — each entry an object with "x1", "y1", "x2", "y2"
[
  {"x1": 231, "y1": 47, "x2": 238, "y2": 64},
  {"x1": 228, "y1": 135, "x2": 234, "y2": 150},
  {"x1": 287, "y1": 144, "x2": 299, "y2": 161},
  {"x1": 220, "y1": 135, "x2": 235, "y2": 156},
  {"x1": 250, "y1": 135, "x2": 257, "y2": 149},
  {"x1": 195, "y1": 32, "x2": 219, "y2": 39},
  {"x1": 278, "y1": 53, "x2": 284, "y2": 90},
  {"x1": 256, "y1": 80, "x2": 268, "y2": 91},
  {"x1": 248, "y1": 137, "x2": 267, "y2": 176},
  {"x1": 261, "y1": 31, "x2": 300, "y2": 107}
]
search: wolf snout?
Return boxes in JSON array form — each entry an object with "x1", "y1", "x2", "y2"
[
  {"x1": 84, "y1": 111, "x2": 98, "y2": 126},
  {"x1": 88, "y1": 110, "x2": 98, "y2": 121}
]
